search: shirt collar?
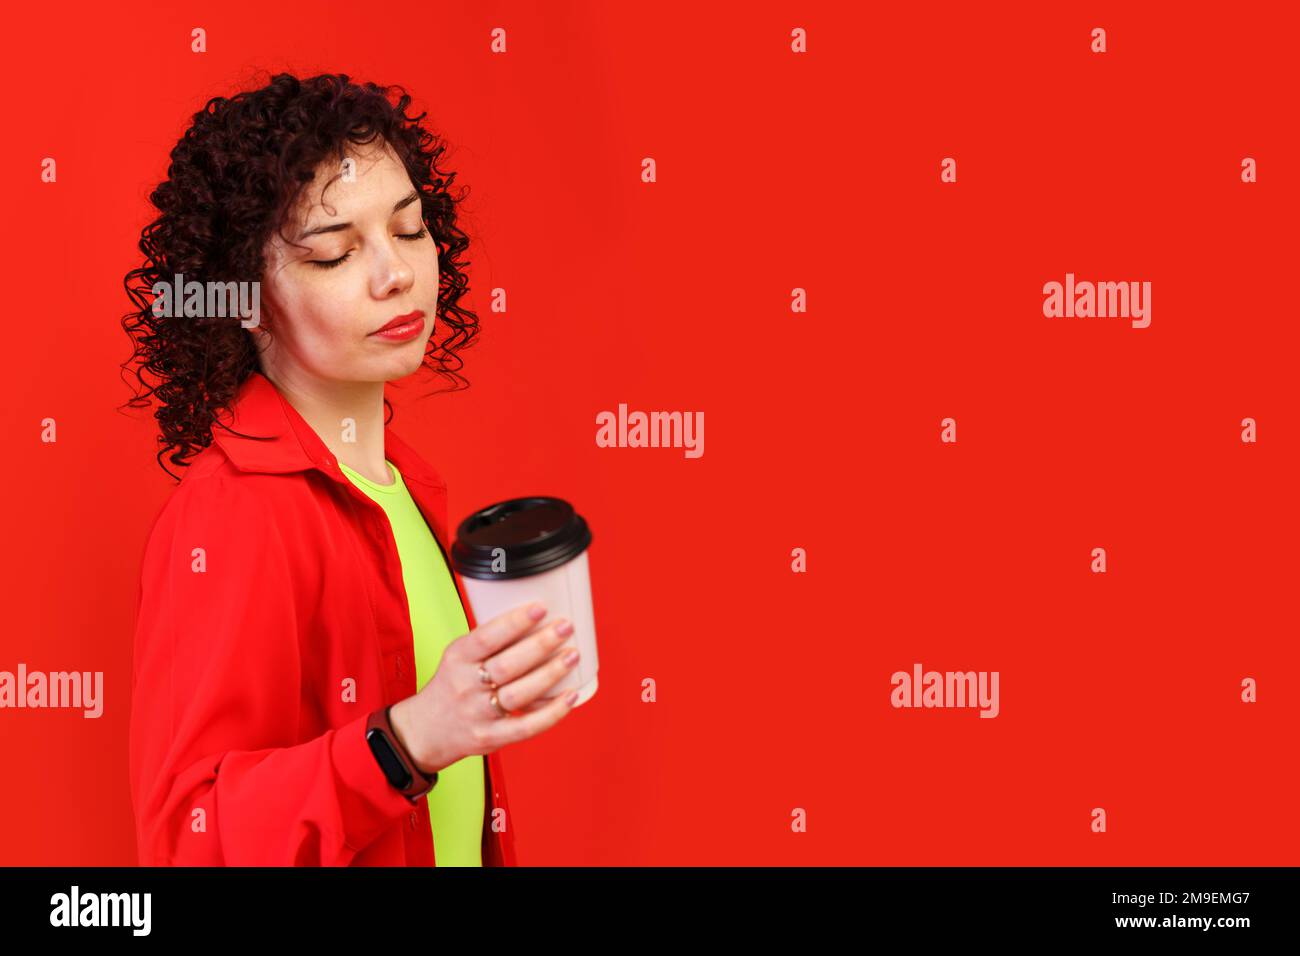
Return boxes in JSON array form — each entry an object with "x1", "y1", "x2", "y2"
[{"x1": 210, "y1": 370, "x2": 447, "y2": 490}]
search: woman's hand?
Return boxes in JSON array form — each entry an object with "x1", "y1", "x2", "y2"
[{"x1": 388, "y1": 602, "x2": 580, "y2": 774}]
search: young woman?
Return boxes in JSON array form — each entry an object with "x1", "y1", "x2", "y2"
[{"x1": 121, "y1": 72, "x2": 579, "y2": 867}]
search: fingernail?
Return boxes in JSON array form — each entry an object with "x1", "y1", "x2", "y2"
[
  {"x1": 563, "y1": 648, "x2": 579, "y2": 666},
  {"x1": 565, "y1": 691, "x2": 579, "y2": 706},
  {"x1": 528, "y1": 603, "x2": 546, "y2": 620}
]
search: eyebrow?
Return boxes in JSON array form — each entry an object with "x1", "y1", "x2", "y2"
[{"x1": 295, "y1": 190, "x2": 421, "y2": 241}]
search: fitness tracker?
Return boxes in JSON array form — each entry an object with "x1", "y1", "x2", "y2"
[{"x1": 365, "y1": 705, "x2": 438, "y2": 801}]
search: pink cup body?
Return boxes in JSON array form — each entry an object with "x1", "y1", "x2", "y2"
[{"x1": 460, "y1": 549, "x2": 599, "y2": 707}]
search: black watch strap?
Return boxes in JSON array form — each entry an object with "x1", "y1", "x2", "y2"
[{"x1": 365, "y1": 705, "x2": 438, "y2": 801}]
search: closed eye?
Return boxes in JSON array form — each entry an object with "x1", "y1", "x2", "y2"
[{"x1": 309, "y1": 228, "x2": 429, "y2": 270}]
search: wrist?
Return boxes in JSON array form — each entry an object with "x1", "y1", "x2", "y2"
[
  {"x1": 388, "y1": 698, "x2": 435, "y2": 775},
  {"x1": 366, "y1": 702, "x2": 437, "y2": 800}
]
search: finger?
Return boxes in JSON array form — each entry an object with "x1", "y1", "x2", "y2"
[
  {"x1": 516, "y1": 690, "x2": 572, "y2": 714},
  {"x1": 483, "y1": 618, "x2": 574, "y2": 686},
  {"x1": 495, "y1": 645, "x2": 580, "y2": 713},
  {"x1": 460, "y1": 602, "x2": 548, "y2": 663},
  {"x1": 483, "y1": 689, "x2": 576, "y2": 748}
]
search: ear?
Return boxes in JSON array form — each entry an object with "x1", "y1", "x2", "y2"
[{"x1": 248, "y1": 299, "x2": 276, "y2": 338}]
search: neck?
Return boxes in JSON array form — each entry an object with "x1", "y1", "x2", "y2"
[{"x1": 260, "y1": 367, "x2": 388, "y2": 482}]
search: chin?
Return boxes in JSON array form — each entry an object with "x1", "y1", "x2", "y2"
[{"x1": 389, "y1": 348, "x2": 429, "y2": 379}]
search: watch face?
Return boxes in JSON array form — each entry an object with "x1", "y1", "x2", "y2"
[{"x1": 366, "y1": 728, "x2": 413, "y2": 790}]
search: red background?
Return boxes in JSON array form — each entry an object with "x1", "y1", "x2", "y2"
[{"x1": 0, "y1": 0, "x2": 1296, "y2": 865}]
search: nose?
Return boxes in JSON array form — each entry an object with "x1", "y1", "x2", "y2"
[{"x1": 371, "y1": 235, "x2": 416, "y2": 299}]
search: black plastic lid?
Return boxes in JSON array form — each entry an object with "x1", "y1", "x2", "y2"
[{"x1": 450, "y1": 496, "x2": 592, "y2": 580}]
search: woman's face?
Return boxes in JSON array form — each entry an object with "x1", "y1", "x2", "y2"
[{"x1": 256, "y1": 138, "x2": 439, "y2": 386}]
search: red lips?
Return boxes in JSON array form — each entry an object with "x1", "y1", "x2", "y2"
[{"x1": 372, "y1": 310, "x2": 425, "y2": 334}]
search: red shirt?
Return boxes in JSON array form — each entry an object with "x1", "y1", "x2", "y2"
[{"x1": 128, "y1": 370, "x2": 518, "y2": 867}]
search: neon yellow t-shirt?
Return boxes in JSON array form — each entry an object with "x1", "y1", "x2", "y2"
[{"x1": 339, "y1": 458, "x2": 485, "y2": 866}]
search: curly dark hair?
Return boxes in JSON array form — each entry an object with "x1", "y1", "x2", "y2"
[{"x1": 119, "y1": 71, "x2": 481, "y2": 481}]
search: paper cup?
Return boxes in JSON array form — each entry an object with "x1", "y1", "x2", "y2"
[{"x1": 450, "y1": 496, "x2": 598, "y2": 707}]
